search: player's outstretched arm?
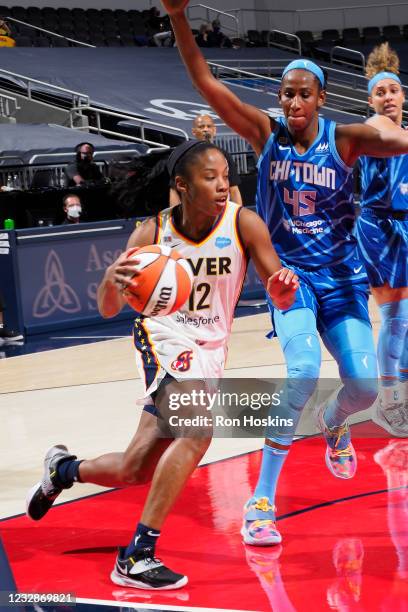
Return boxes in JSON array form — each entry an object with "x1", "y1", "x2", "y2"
[
  {"x1": 238, "y1": 208, "x2": 299, "y2": 310},
  {"x1": 161, "y1": 0, "x2": 271, "y2": 155},
  {"x1": 97, "y1": 217, "x2": 156, "y2": 318},
  {"x1": 336, "y1": 116, "x2": 408, "y2": 166}
]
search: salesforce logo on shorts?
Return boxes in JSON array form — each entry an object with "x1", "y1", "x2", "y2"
[
  {"x1": 215, "y1": 237, "x2": 231, "y2": 249},
  {"x1": 176, "y1": 313, "x2": 220, "y2": 328}
]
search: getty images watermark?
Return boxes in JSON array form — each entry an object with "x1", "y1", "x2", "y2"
[
  {"x1": 155, "y1": 377, "x2": 384, "y2": 439},
  {"x1": 167, "y1": 388, "x2": 293, "y2": 428}
]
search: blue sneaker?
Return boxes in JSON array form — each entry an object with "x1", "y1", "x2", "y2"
[{"x1": 241, "y1": 497, "x2": 282, "y2": 546}]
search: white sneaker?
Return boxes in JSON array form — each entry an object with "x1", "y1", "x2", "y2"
[{"x1": 372, "y1": 398, "x2": 408, "y2": 437}]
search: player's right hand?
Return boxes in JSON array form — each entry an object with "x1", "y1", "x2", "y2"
[
  {"x1": 160, "y1": 0, "x2": 189, "y2": 16},
  {"x1": 110, "y1": 247, "x2": 141, "y2": 291},
  {"x1": 267, "y1": 268, "x2": 299, "y2": 311}
]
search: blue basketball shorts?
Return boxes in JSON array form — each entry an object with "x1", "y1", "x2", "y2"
[
  {"x1": 267, "y1": 255, "x2": 370, "y2": 336},
  {"x1": 356, "y1": 208, "x2": 408, "y2": 288}
]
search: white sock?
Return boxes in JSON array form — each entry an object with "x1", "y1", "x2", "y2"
[
  {"x1": 399, "y1": 380, "x2": 408, "y2": 404},
  {"x1": 380, "y1": 382, "x2": 400, "y2": 406}
]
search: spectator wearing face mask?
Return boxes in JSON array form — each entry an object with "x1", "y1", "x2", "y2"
[
  {"x1": 64, "y1": 142, "x2": 103, "y2": 187},
  {"x1": 62, "y1": 194, "x2": 83, "y2": 224}
]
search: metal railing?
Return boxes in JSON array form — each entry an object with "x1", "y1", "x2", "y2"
[
  {"x1": 28, "y1": 149, "x2": 143, "y2": 165},
  {"x1": 0, "y1": 148, "x2": 150, "y2": 190},
  {"x1": 0, "y1": 162, "x2": 105, "y2": 190},
  {"x1": 215, "y1": 133, "x2": 252, "y2": 174},
  {"x1": 186, "y1": 3, "x2": 240, "y2": 38},
  {"x1": 68, "y1": 106, "x2": 189, "y2": 149},
  {"x1": 0, "y1": 92, "x2": 19, "y2": 117},
  {"x1": 0, "y1": 67, "x2": 89, "y2": 109},
  {"x1": 225, "y1": 3, "x2": 408, "y2": 35},
  {"x1": 7, "y1": 16, "x2": 95, "y2": 48},
  {"x1": 268, "y1": 30, "x2": 301, "y2": 55},
  {"x1": 209, "y1": 57, "x2": 285, "y2": 78},
  {"x1": 291, "y1": 3, "x2": 408, "y2": 31},
  {"x1": 330, "y1": 46, "x2": 366, "y2": 70}
]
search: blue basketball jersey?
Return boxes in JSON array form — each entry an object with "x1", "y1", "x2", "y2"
[
  {"x1": 256, "y1": 117, "x2": 356, "y2": 269},
  {"x1": 360, "y1": 153, "x2": 408, "y2": 211}
]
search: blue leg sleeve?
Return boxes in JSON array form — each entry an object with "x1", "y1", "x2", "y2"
[
  {"x1": 272, "y1": 307, "x2": 321, "y2": 437},
  {"x1": 322, "y1": 318, "x2": 378, "y2": 427},
  {"x1": 378, "y1": 299, "x2": 408, "y2": 383},
  {"x1": 400, "y1": 333, "x2": 408, "y2": 382},
  {"x1": 252, "y1": 308, "x2": 320, "y2": 505}
]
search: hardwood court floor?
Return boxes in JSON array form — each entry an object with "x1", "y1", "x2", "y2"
[
  {"x1": 1, "y1": 301, "x2": 380, "y2": 520},
  {"x1": 3, "y1": 300, "x2": 406, "y2": 612}
]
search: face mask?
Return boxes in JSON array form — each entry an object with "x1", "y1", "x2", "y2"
[{"x1": 68, "y1": 205, "x2": 82, "y2": 218}]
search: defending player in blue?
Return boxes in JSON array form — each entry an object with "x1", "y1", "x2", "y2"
[
  {"x1": 162, "y1": 0, "x2": 408, "y2": 546},
  {"x1": 357, "y1": 43, "x2": 408, "y2": 437}
]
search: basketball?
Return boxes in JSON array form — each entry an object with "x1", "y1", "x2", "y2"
[{"x1": 123, "y1": 245, "x2": 193, "y2": 317}]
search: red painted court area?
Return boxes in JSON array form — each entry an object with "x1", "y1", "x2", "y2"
[{"x1": 1, "y1": 425, "x2": 408, "y2": 612}]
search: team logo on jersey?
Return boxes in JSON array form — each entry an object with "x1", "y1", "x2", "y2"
[
  {"x1": 215, "y1": 237, "x2": 232, "y2": 249},
  {"x1": 171, "y1": 350, "x2": 193, "y2": 372},
  {"x1": 163, "y1": 235, "x2": 172, "y2": 243},
  {"x1": 399, "y1": 182, "x2": 408, "y2": 195},
  {"x1": 315, "y1": 142, "x2": 329, "y2": 154},
  {"x1": 278, "y1": 137, "x2": 288, "y2": 145}
]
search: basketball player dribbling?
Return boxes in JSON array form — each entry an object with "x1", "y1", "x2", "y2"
[
  {"x1": 26, "y1": 141, "x2": 298, "y2": 589},
  {"x1": 161, "y1": 0, "x2": 408, "y2": 547},
  {"x1": 356, "y1": 43, "x2": 408, "y2": 437}
]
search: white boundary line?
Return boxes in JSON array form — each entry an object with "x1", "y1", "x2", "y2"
[{"x1": 76, "y1": 597, "x2": 259, "y2": 612}]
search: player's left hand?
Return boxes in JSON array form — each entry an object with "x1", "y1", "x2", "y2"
[{"x1": 267, "y1": 268, "x2": 299, "y2": 311}]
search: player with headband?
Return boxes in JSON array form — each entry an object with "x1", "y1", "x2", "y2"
[
  {"x1": 357, "y1": 43, "x2": 408, "y2": 436},
  {"x1": 26, "y1": 141, "x2": 298, "y2": 589},
  {"x1": 161, "y1": 0, "x2": 408, "y2": 547}
]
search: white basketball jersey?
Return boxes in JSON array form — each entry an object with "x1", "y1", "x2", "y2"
[{"x1": 143, "y1": 202, "x2": 247, "y2": 347}]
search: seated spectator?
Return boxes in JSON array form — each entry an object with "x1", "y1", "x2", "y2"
[
  {"x1": 146, "y1": 6, "x2": 162, "y2": 32},
  {"x1": 62, "y1": 193, "x2": 83, "y2": 224},
  {"x1": 64, "y1": 143, "x2": 103, "y2": 187},
  {"x1": 208, "y1": 19, "x2": 232, "y2": 48},
  {"x1": 153, "y1": 22, "x2": 174, "y2": 47},
  {"x1": 0, "y1": 292, "x2": 23, "y2": 343},
  {"x1": 196, "y1": 23, "x2": 212, "y2": 47},
  {"x1": 0, "y1": 17, "x2": 15, "y2": 47}
]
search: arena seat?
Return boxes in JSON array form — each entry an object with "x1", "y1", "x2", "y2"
[
  {"x1": 52, "y1": 37, "x2": 69, "y2": 47},
  {"x1": 247, "y1": 30, "x2": 263, "y2": 47},
  {"x1": 14, "y1": 35, "x2": 32, "y2": 47},
  {"x1": 33, "y1": 36, "x2": 51, "y2": 47},
  {"x1": 342, "y1": 28, "x2": 361, "y2": 45},
  {"x1": 362, "y1": 26, "x2": 381, "y2": 43},
  {"x1": 321, "y1": 29, "x2": 341, "y2": 44},
  {"x1": 295, "y1": 30, "x2": 314, "y2": 55},
  {"x1": 383, "y1": 25, "x2": 403, "y2": 41}
]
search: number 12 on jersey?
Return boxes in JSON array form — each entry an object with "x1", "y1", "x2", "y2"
[{"x1": 188, "y1": 282, "x2": 211, "y2": 311}]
